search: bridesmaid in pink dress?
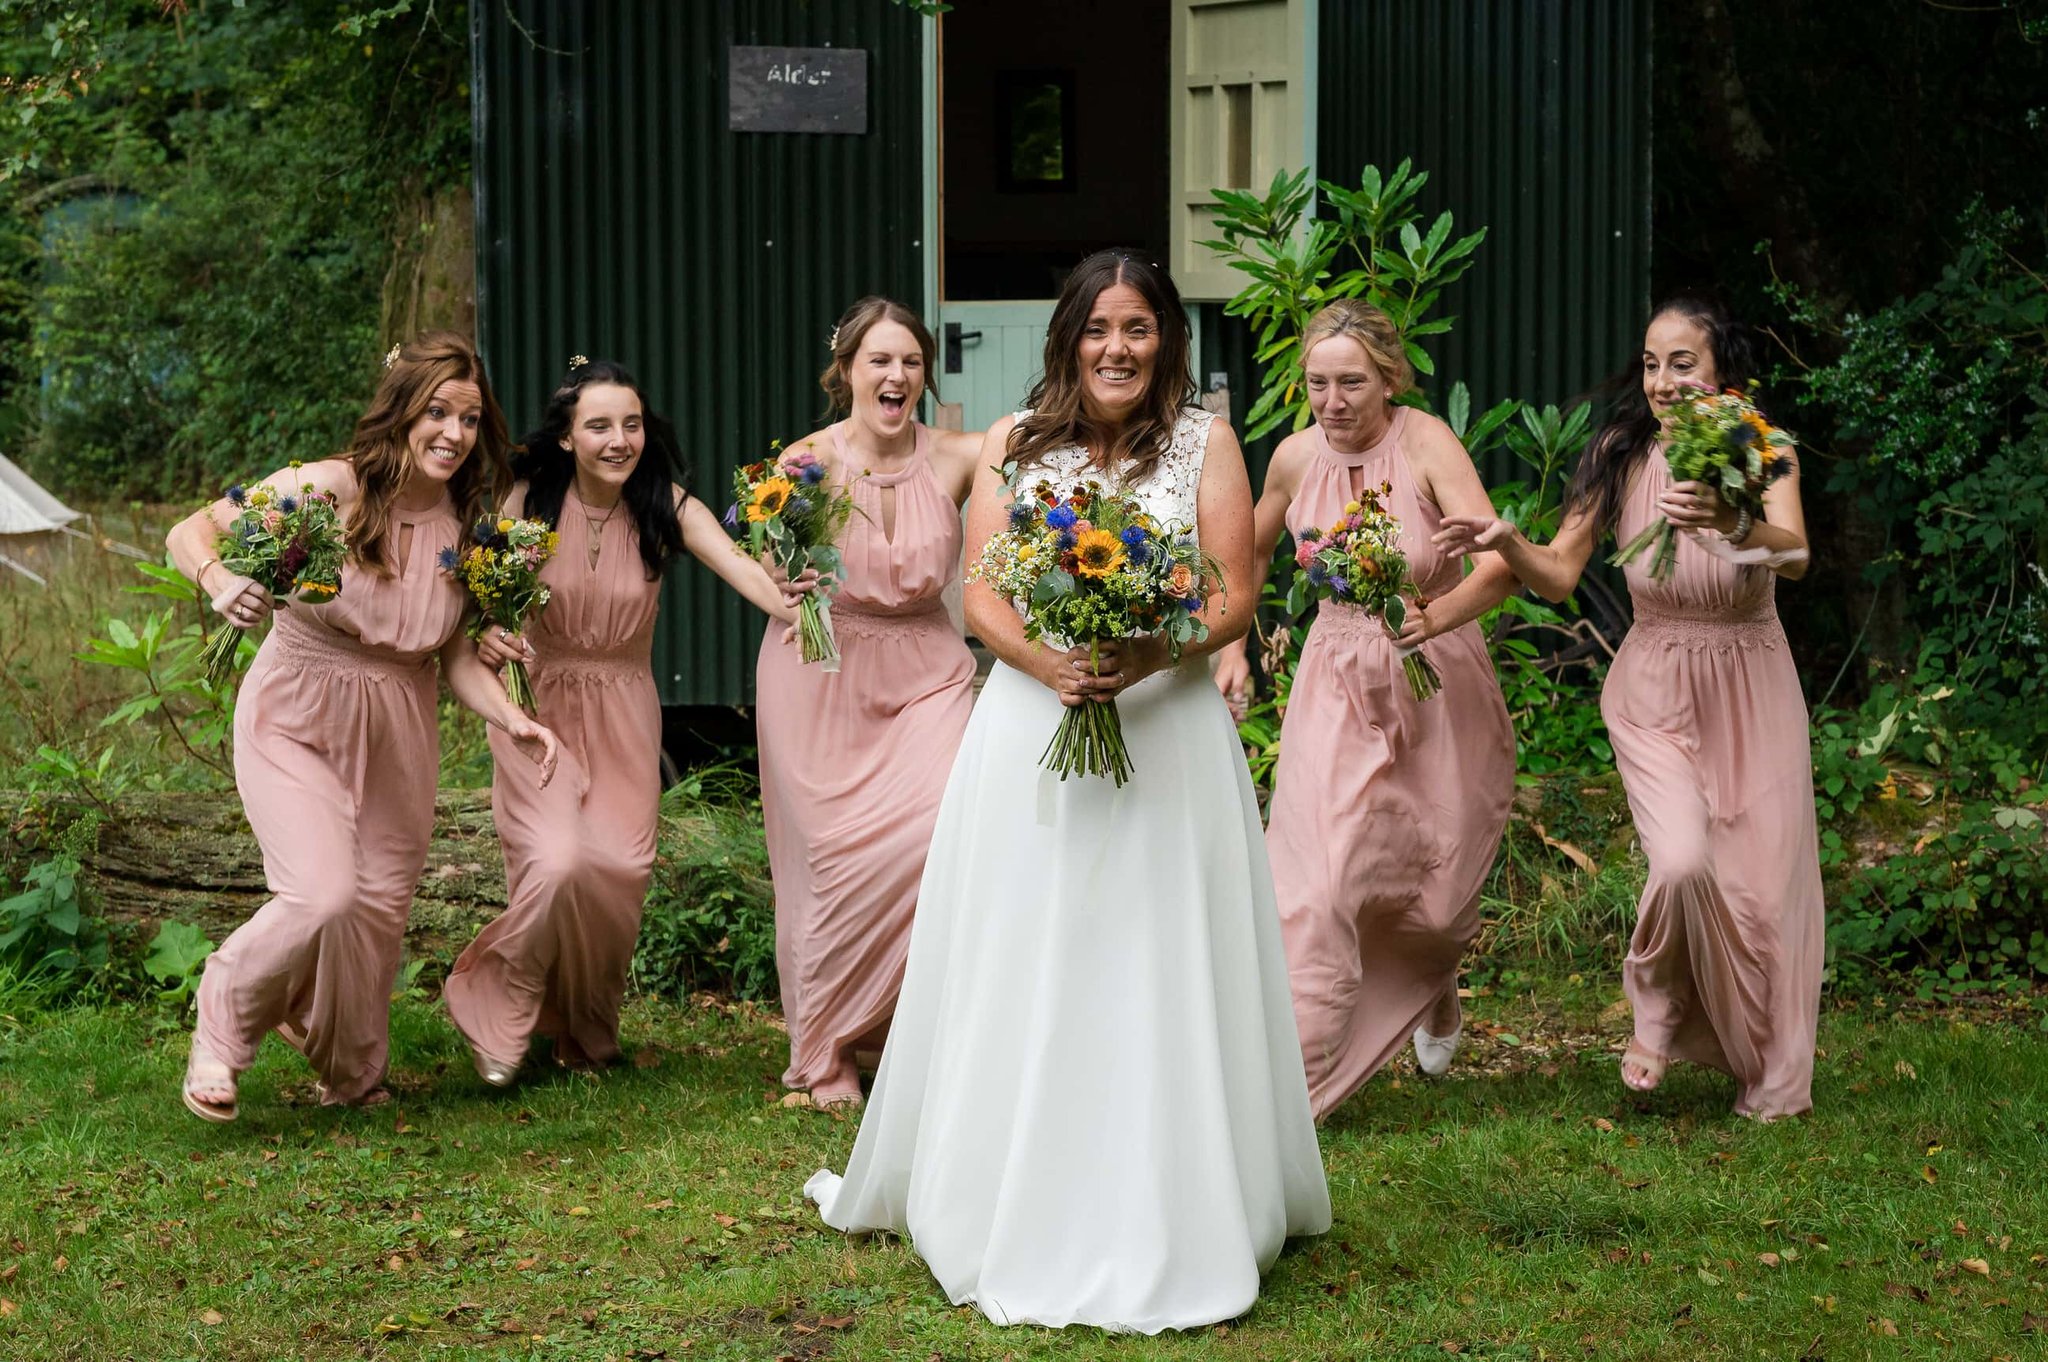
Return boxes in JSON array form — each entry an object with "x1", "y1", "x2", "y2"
[
  {"x1": 1216, "y1": 301, "x2": 1518, "y2": 1119},
  {"x1": 1437, "y1": 295, "x2": 1823, "y2": 1120},
  {"x1": 166, "y1": 332, "x2": 561, "y2": 1121},
  {"x1": 756, "y1": 297, "x2": 984, "y2": 1108},
  {"x1": 447, "y1": 359, "x2": 794, "y2": 1084}
]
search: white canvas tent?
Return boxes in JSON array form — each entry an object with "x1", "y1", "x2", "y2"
[{"x1": 0, "y1": 453, "x2": 84, "y2": 585}]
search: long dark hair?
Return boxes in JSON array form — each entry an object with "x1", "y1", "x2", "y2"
[
  {"x1": 346, "y1": 331, "x2": 509, "y2": 574},
  {"x1": 1010, "y1": 248, "x2": 1197, "y2": 481},
  {"x1": 1563, "y1": 293, "x2": 1762, "y2": 537},
  {"x1": 510, "y1": 358, "x2": 687, "y2": 580}
]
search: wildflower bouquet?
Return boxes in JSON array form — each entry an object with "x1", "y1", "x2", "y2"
[
  {"x1": 1286, "y1": 482, "x2": 1442, "y2": 701},
  {"x1": 443, "y1": 516, "x2": 559, "y2": 713},
  {"x1": 971, "y1": 471, "x2": 1223, "y2": 785},
  {"x1": 199, "y1": 471, "x2": 348, "y2": 686},
  {"x1": 727, "y1": 441, "x2": 858, "y2": 668},
  {"x1": 1610, "y1": 381, "x2": 1797, "y2": 579}
]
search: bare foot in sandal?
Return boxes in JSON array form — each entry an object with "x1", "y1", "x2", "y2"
[
  {"x1": 183, "y1": 1042, "x2": 239, "y2": 1123},
  {"x1": 1620, "y1": 1041, "x2": 1668, "y2": 1092}
]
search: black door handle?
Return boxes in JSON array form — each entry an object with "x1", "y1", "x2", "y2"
[{"x1": 944, "y1": 322, "x2": 984, "y2": 373}]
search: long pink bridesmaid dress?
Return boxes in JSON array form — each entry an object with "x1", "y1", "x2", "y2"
[
  {"x1": 755, "y1": 422, "x2": 976, "y2": 1095},
  {"x1": 442, "y1": 487, "x2": 664, "y2": 1072},
  {"x1": 1267, "y1": 408, "x2": 1516, "y2": 1119},
  {"x1": 194, "y1": 496, "x2": 465, "y2": 1104},
  {"x1": 1602, "y1": 457, "x2": 1824, "y2": 1118}
]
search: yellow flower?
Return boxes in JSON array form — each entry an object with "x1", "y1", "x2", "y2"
[
  {"x1": 1344, "y1": 500, "x2": 1361, "y2": 515},
  {"x1": 746, "y1": 476, "x2": 795, "y2": 523},
  {"x1": 1072, "y1": 528, "x2": 1127, "y2": 579},
  {"x1": 497, "y1": 518, "x2": 515, "y2": 534},
  {"x1": 1017, "y1": 544, "x2": 1038, "y2": 562}
]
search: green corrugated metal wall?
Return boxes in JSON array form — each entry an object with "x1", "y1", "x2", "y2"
[
  {"x1": 1204, "y1": 0, "x2": 1651, "y2": 487},
  {"x1": 472, "y1": 1, "x2": 924, "y2": 707}
]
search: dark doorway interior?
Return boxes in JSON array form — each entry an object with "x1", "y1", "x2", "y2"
[{"x1": 941, "y1": 1, "x2": 1171, "y2": 301}]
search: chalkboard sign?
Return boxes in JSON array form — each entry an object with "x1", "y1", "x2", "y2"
[{"x1": 728, "y1": 45, "x2": 869, "y2": 135}]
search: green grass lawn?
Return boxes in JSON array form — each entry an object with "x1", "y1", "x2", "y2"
[{"x1": 1, "y1": 984, "x2": 2043, "y2": 1362}]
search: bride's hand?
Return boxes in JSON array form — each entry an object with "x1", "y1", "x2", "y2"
[
  {"x1": 1036, "y1": 642, "x2": 1124, "y2": 708},
  {"x1": 1085, "y1": 636, "x2": 1171, "y2": 700}
]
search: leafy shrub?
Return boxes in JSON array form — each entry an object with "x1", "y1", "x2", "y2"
[
  {"x1": 632, "y1": 781, "x2": 778, "y2": 1003},
  {"x1": 0, "y1": 812, "x2": 106, "y2": 990}
]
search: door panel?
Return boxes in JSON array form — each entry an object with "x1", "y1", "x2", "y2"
[{"x1": 935, "y1": 300, "x2": 1053, "y2": 435}]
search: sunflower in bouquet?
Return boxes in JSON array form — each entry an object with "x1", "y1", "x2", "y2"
[
  {"x1": 727, "y1": 441, "x2": 859, "y2": 668},
  {"x1": 1286, "y1": 481, "x2": 1442, "y2": 701},
  {"x1": 441, "y1": 516, "x2": 560, "y2": 713},
  {"x1": 972, "y1": 469, "x2": 1224, "y2": 786},
  {"x1": 1610, "y1": 381, "x2": 1797, "y2": 579},
  {"x1": 198, "y1": 469, "x2": 348, "y2": 686}
]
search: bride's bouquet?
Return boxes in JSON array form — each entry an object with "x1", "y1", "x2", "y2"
[
  {"x1": 972, "y1": 471, "x2": 1222, "y2": 786},
  {"x1": 1286, "y1": 481, "x2": 1441, "y2": 701},
  {"x1": 199, "y1": 470, "x2": 348, "y2": 686},
  {"x1": 1610, "y1": 381, "x2": 1797, "y2": 580},
  {"x1": 443, "y1": 516, "x2": 559, "y2": 713},
  {"x1": 728, "y1": 441, "x2": 858, "y2": 669}
]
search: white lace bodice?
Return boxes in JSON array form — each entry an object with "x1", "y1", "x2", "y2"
[{"x1": 1010, "y1": 407, "x2": 1216, "y2": 539}]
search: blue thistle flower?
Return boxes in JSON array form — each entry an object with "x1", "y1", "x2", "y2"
[
  {"x1": 1181, "y1": 595, "x2": 1205, "y2": 612},
  {"x1": 1055, "y1": 529, "x2": 1078, "y2": 551},
  {"x1": 1045, "y1": 503, "x2": 1078, "y2": 532},
  {"x1": 799, "y1": 463, "x2": 826, "y2": 485},
  {"x1": 436, "y1": 546, "x2": 460, "y2": 572},
  {"x1": 1307, "y1": 563, "x2": 1330, "y2": 588},
  {"x1": 1007, "y1": 503, "x2": 1036, "y2": 530},
  {"x1": 226, "y1": 484, "x2": 247, "y2": 506},
  {"x1": 278, "y1": 495, "x2": 298, "y2": 513}
]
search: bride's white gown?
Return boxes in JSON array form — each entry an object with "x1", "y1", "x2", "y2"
[{"x1": 806, "y1": 408, "x2": 1331, "y2": 1333}]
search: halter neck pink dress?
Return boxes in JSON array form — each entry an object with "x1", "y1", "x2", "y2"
[
  {"x1": 755, "y1": 422, "x2": 976, "y2": 1095},
  {"x1": 443, "y1": 484, "x2": 665, "y2": 1072},
  {"x1": 1602, "y1": 456, "x2": 1824, "y2": 1118},
  {"x1": 1267, "y1": 408, "x2": 1516, "y2": 1118},
  {"x1": 195, "y1": 494, "x2": 464, "y2": 1104}
]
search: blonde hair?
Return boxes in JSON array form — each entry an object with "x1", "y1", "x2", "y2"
[
  {"x1": 819, "y1": 296, "x2": 937, "y2": 414},
  {"x1": 1301, "y1": 300, "x2": 1414, "y2": 396}
]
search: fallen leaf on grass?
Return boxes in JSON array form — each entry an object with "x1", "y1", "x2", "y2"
[
  {"x1": 51, "y1": 1255, "x2": 66, "y2": 1273},
  {"x1": 1759, "y1": 1253, "x2": 1782, "y2": 1268},
  {"x1": 2022, "y1": 1313, "x2": 2046, "y2": 1334},
  {"x1": 642, "y1": 1198, "x2": 675, "y2": 1211},
  {"x1": 567, "y1": 1206, "x2": 592, "y2": 1217},
  {"x1": 1873, "y1": 1318, "x2": 1898, "y2": 1336},
  {"x1": 1960, "y1": 1258, "x2": 1991, "y2": 1277},
  {"x1": 0, "y1": 1300, "x2": 15, "y2": 1319},
  {"x1": 200, "y1": 1309, "x2": 225, "y2": 1326},
  {"x1": 515, "y1": 1257, "x2": 539, "y2": 1270},
  {"x1": 1884, "y1": 1281, "x2": 1930, "y2": 1303},
  {"x1": 1894, "y1": 1060, "x2": 1917, "y2": 1080},
  {"x1": 1922, "y1": 1166, "x2": 1938, "y2": 1185}
]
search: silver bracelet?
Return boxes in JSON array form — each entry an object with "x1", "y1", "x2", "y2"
[{"x1": 1723, "y1": 509, "x2": 1753, "y2": 546}]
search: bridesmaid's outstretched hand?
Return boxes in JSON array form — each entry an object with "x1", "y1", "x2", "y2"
[
  {"x1": 1432, "y1": 515, "x2": 1516, "y2": 558},
  {"x1": 1213, "y1": 644, "x2": 1253, "y2": 720},
  {"x1": 502, "y1": 715, "x2": 561, "y2": 788}
]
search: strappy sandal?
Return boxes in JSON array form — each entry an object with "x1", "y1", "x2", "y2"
[
  {"x1": 182, "y1": 1043, "x2": 239, "y2": 1123},
  {"x1": 1620, "y1": 1040, "x2": 1670, "y2": 1093}
]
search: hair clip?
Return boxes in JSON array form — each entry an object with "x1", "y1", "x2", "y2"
[
  {"x1": 382, "y1": 344, "x2": 402, "y2": 369},
  {"x1": 827, "y1": 325, "x2": 841, "y2": 351},
  {"x1": 568, "y1": 353, "x2": 589, "y2": 370}
]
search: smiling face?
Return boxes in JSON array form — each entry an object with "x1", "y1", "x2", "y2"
[
  {"x1": 1077, "y1": 282, "x2": 1160, "y2": 423},
  {"x1": 558, "y1": 381, "x2": 645, "y2": 498},
  {"x1": 1642, "y1": 311, "x2": 1719, "y2": 416},
  {"x1": 1304, "y1": 334, "x2": 1391, "y2": 442},
  {"x1": 405, "y1": 379, "x2": 484, "y2": 487},
  {"x1": 847, "y1": 320, "x2": 927, "y2": 441}
]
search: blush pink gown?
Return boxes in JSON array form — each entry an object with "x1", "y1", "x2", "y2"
[
  {"x1": 1268, "y1": 409, "x2": 1516, "y2": 1119},
  {"x1": 1603, "y1": 457, "x2": 1824, "y2": 1118},
  {"x1": 195, "y1": 496, "x2": 464, "y2": 1104},
  {"x1": 756, "y1": 422, "x2": 976, "y2": 1095},
  {"x1": 442, "y1": 486, "x2": 664, "y2": 1072}
]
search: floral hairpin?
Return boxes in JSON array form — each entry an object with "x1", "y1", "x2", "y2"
[
  {"x1": 827, "y1": 326, "x2": 841, "y2": 351},
  {"x1": 382, "y1": 344, "x2": 402, "y2": 369},
  {"x1": 568, "y1": 353, "x2": 589, "y2": 370}
]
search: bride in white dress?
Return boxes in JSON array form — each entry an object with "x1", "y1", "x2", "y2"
[{"x1": 806, "y1": 249, "x2": 1330, "y2": 1333}]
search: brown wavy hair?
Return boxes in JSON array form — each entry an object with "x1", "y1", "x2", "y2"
[
  {"x1": 1009, "y1": 249, "x2": 1196, "y2": 481},
  {"x1": 344, "y1": 331, "x2": 509, "y2": 573},
  {"x1": 819, "y1": 296, "x2": 938, "y2": 415}
]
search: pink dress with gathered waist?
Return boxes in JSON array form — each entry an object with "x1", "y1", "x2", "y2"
[
  {"x1": 443, "y1": 484, "x2": 664, "y2": 1071},
  {"x1": 1266, "y1": 407, "x2": 1516, "y2": 1119},
  {"x1": 195, "y1": 494, "x2": 465, "y2": 1103},
  {"x1": 1603, "y1": 455, "x2": 1824, "y2": 1118},
  {"x1": 756, "y1": 422, "x2": 976, "y2": 1092}
]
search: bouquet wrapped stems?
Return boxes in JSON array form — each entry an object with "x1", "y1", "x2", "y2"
[
  {"x1": 1042, "y1": 643, "x2": 1134, "y2": 786},
  {"x1": 1382, "y1": 596, "x2": 1443, "y2": 702},
  {"x1": 794, "y1": 592, "x2": 839, "y2": 670},
  {"x1": 1608, "y1": 516, "x2": 1682, "y2": 580}
]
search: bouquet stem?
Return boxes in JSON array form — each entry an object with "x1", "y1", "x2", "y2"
[
  {"x1": 797, "y1": 593, "x2": 840, "y2": 670},
  {"x1": 199, "y1": 622, "x2": 248, "y2": 688},
  {"x1": 1609, "y1": 519, "x2": 1675, "y2": 579},
  {"x1": 1041, "y1": 698, "x2": 1132, "y2": 786},
  {"x1": 501, "y1": 659, "x2": 538, "y2": 715},
  {"x1": 1400, "y1": 650, "x2": 1443, "y2": 702}
]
